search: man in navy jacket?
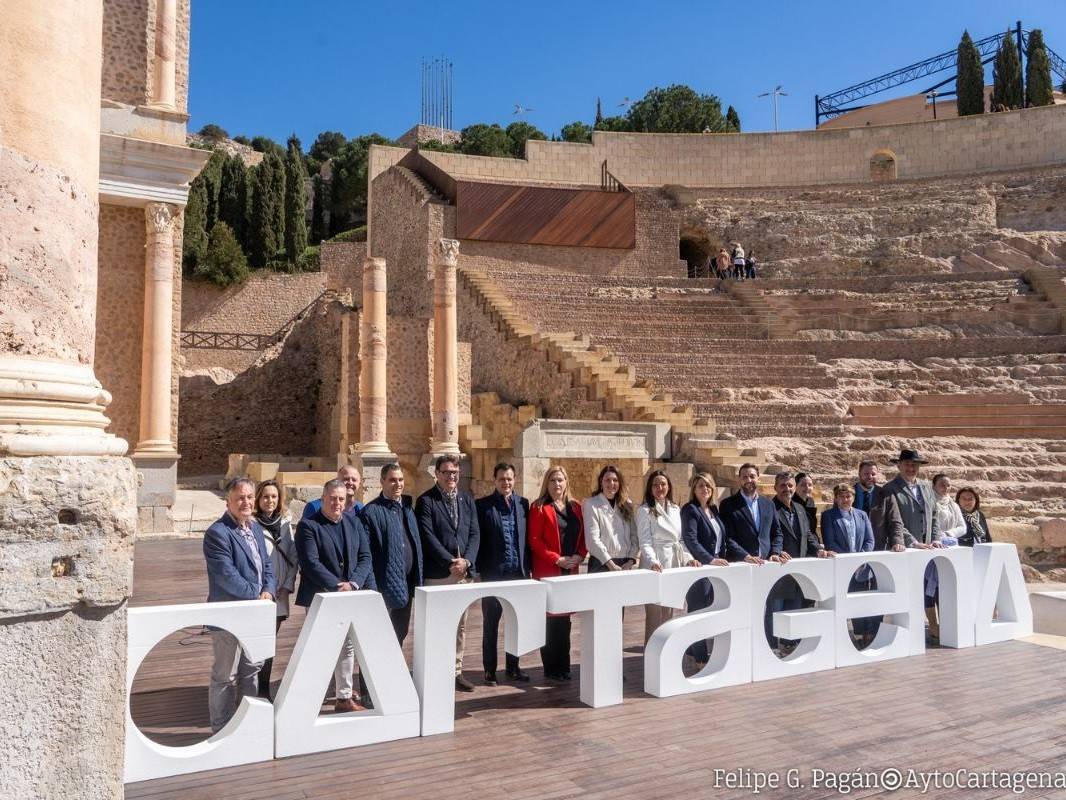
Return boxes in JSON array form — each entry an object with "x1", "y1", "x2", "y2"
[
  {"x1": 720, "y1": 464, "x2": 783, "y2": 563},
  {"x1": 295, "y1": 478, "x2": 374, "y2": 712},
  {"x1": 203, "y1": 477, "x2": 276, "y2": 733},
  {"x1": 416, "y1": 454, "x2": 481, "y2": 692},
  {"x1": 475, "y1": 462, "x2": 531, "y2": 685},
  {"x1": 360, "y1": 463, "x2": 423, "y2": 646}
]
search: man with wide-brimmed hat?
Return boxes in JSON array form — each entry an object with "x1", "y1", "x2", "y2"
[{"x1": 874, "y1": 449, "x2": 943, "y2": 550}]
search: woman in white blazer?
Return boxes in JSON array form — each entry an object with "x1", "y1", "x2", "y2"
[
  {"x1": 637, "y1": 470, "x2": 700, "y2": 643},
  {"x1": 583, "y1": 465, "x2": 639, "y2": 572}
]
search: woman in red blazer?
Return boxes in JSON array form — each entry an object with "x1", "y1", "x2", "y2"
[{"x1": 528, "y1": 466, "x2": 587, "y2": 681}]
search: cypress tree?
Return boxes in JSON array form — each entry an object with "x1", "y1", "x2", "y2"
[
  {"x1": 956, "y1": 30, "x2": 985, "y2": 116},
  {"x1": 284, "y1": 135, "x2": 309, "y2": 262},
  {"x1": 181, "y1": 179, "x2": 209, "y2": 274},
  {"x1": 198, "y1": 150, "x2": 225, "y2": 231},
  {"x1": 1025, "y1": 29, "x2": 1055, "y2": 107},
  {"x1": 267, "y1": 151, "x2": 287, "y2": 260},
  {"x1": 218, "y1": 154, "x2": 249, "y2": 250},
  {"x1": 991, "y1": 29, "x2": 1023, "y2": 111},
  {"x1": 310, "y1": 174, "x2": 328, "y2": 245},
  {"x1": 595, "y1": 96, "x2": 603, "y2": 126},
  {"x1": 726, "y1": 105, "x2": 741, "y2": 132},
  {"x1": 249, "y1": 157, "x2": 278, "y2": 269}
]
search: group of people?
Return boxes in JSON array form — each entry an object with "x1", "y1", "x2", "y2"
[
  {"x1": 202, "y1": 447, "x2": 992, "y2": 731},
  {"x1": 709, "y1": 242, "x2": 757, "y2": 280}
]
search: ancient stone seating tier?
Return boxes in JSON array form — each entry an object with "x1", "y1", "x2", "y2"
[{"x1": 848, "y1": 392, "x2": 1066, "y2": 439}]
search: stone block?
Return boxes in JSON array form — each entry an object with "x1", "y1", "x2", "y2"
[
  {"x1": 1038, "y1": 518, "x2": 1066, "y2": 549},
  {"x1": 246, "y1": 461, "x2": 279, "y2": 482}
]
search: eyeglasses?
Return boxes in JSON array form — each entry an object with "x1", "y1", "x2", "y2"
[{"x1": 439, "y1": 470, "x2": 460, "y2": 477}]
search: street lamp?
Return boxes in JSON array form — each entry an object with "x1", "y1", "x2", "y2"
[
  {"x1": 757, "y1": 85, "x2": 788, "y2": 132},
  {"x1": 926, "y1": 89, "x2": 939, "y2": 120}
]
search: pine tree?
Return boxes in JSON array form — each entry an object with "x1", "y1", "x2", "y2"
[
  {"x1": 991, "y1": 29, "x2": 1023, "y2": 111},
  {"x1": 595, "y1": 97, "x2": 603, "y2": 126},
  {"x1": 249, "y1": 157, "x2": 278, "y2": 269},
  {"x1": 218, "y1": 154, "x2": 249, "y2": 250},
  {"x1": 181, "y1": 179, "x2": 209, "y2": 274},
  {"x1": 1025, "y1": 29, "x2": 1055, "y2": 107},
  {"x1": 726, "y1": 105, "x2": 741, "y2": 132},
  {"x1": 284, "y1": 135, "x2": 309, "y2": 261},
  {"x1": 956, "y1": 30, "x2": 985, "y2": 116}
]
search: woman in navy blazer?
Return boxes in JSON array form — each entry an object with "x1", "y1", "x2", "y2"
[
  {"x1": 681, "y1": 472, "x2": 730, "y2": 667},
  {"x1": 821, "y1": 483, "x2": 878, "y2": 646}
]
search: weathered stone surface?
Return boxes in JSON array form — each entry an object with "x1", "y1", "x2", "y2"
[
  {"x1": 1046, "y1": 567, "x2": 1066, "y2": 583},
  {"x1": 1022, "y1": 564, "x2": 1048, "y2": 583},
  {"x1": 0, "y1": 603, "x2": 127, "y2": 800},
  {"x1": 0, "y1": 456, "x2": 135, "y2": 616},
  {"x1": 1038, "y1": 516, "x2": 1066, "y2": 548}
]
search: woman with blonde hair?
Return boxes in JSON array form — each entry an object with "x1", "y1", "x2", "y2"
[
  {"x1": 528, "y1": 466, "x2": 587, "y2": 680},
  {"x1": 681, "y1": 472, "x2": 729, "y2": 665},
  {"x1": 583, "y1": 465, "x2": 638, "y2": 573},
  {"x1": 253, "y1": 479, "x2": 298, "y2": 698},
  {"x1": 638, "y1": 470, "x2": 700, "y2": 643}
]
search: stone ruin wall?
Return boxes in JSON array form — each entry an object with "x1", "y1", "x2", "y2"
[{"x1": 102, "y1": 0, "x2": 191, "y2": 112}]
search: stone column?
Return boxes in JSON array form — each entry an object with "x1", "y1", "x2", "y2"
[
  {"x1": 0, "y1": 1, "x2": 135, "y2": 797},
  {"x1": 150, "y1": 0, "x2": 177, "y2": 110},
  {"x1": 430, "y1": 239, "x2": 461, "y2": 454},
  {"x1": 132, "y1": 203, "x2": 179, "y2": 532},
  {"x1": 353, "y1": 257, "x2": 397, "y2": 498}
]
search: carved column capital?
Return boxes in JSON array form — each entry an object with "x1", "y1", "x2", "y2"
[
  {"x1": 145, "y1": 202, "x2": 176, "y2": 237},
  {"x1": 438, "y1": 238, "x2": 460, "y2": 268}
]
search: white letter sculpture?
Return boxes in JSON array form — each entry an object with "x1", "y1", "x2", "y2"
[
  {"x1": 273, "y1": 591, "x2": 420, "y2": 757},
  {"x1": 414, "y1": 580, "x2": 547, "y2": 735},
  {"x1": 645, "y1": 565, "x2": 754, "y2": 697},
  {"x1": 125, "y1": 600, "x2": 275, "y2": 782},
  {"x1": 973, "y1": 542, "x2": 1033, "y2": 644},
  {"x1": 751, "y1": 558, "x2": 836, "y2": 681},
  {"x1": 833, "y1": 552, "x2": 913, "y2": 667},
  {"x1": 541, "y1": 570, "x2": 661, "y2": 707},
  {"x1": 905, "y1": 547, "x2": 976, "y2": 653}
]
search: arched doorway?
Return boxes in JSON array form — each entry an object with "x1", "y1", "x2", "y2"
[{"x1": 679, "y1": 233, "x2": 716, "y2": 278}]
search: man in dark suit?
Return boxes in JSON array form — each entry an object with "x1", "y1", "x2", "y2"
[
  {"x1": 475, "y1": 462, "x2": 531, "y2": 685},
  {"x1": 720, "y1": 464, "x2": 783, "y2": 564},
  {"x1": 295, "y1": 478, "x2": 374, "y2": 713},
  {"x1": 360, "y1": 463, "x2": 423, "y2": 646},
  {"x1": 203, "y1": 477, "x2": 276, "y2": 733},
  {"x1": 853, "y1": 461, "x2": 880, "y2": 515},
  {"x1": 416, "y1": 454, "x2": 481, "y2": 692}
]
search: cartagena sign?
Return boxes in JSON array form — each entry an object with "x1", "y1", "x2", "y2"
[{"x1": 125, "y1": 543, "x2": 1033, "y2": 782}]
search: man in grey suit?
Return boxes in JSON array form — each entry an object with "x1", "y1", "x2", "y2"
[{"x1": 874, "y1": 449, "x2": 944, "y2": 550}]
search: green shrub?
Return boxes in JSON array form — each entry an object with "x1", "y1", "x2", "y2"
[
  {"x1": 327, "y1": 225, "x2": 367, "y2": 243},
  {"x1": 297, "y1": 245, "x2": 320, "y2": 272},
  {"x1": 194, "y1": 223, "x2": 248, "y2": 286}
]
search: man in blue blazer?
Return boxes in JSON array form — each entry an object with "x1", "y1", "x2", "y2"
[
  {"x1": 720, "y1": 464, "x2": 783, "y2": 564},
  {"x1": 360, "y1": 463, "x2": 424, "y2": 646},
  {"x1": 416, "y1": 454, "x2": 481, "y2": 692},
  {"x1": 203, "y1": 477, "x2": 276, "y2": 733},
  {"x1": 295, "y1": 478, "x2": 374, "y2": 713},
  {"x1": 475, "y1": 462, "x2": 531, "y2": 685}
]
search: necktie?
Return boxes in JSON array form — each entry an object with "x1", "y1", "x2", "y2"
[
  {"x1": 445, "y1": 492, "x2": 459, "y2": 527},
  {"x1": 237, "y1": 525, "x2": 263, "y2": 588}
]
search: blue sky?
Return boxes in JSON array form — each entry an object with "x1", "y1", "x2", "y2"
[{"x1": 189, "y1": 1, "x2": 1066, "y2": 146}]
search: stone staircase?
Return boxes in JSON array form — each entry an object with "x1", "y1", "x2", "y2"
[{"x1": 848, "y1": 392, "x2": 1066, "y2": 438}]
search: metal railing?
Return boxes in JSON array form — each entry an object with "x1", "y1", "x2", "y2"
[
  {"x1": 180, "y1": 290, "x2": 328, "y2": 351},
  {"x1": 601, "y1": 160, "x2": 625, "y2": 192}
]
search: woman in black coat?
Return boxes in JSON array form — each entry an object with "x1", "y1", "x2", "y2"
[{"x1": 956, "y1": 487, "x2": 992, "y2": 546}]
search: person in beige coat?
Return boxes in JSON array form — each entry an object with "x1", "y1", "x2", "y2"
[
  {"x1": 637, "y1": 470, "x2": 700, "y2": 643},
  {"x1": 582, "y1": 465, "x2": 639, "y2": 572}
]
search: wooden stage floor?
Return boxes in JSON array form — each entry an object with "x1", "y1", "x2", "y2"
[{"x1": 127, "y1": 539, "x2": 1066, "y2": 800}]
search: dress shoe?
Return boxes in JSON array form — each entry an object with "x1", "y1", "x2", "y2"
[
  {"x1": 455, "y1": 675, "x2": 476, "y2": 692},
  {"x1": 505, "y1": 668, "x2": 531, "y2": 682},
  {"x1": 484, "y1": 671, "x2": 498, "y2": 686},
  {"x1": 334, "y1": 697, "x2": 365, "y2": 713}
]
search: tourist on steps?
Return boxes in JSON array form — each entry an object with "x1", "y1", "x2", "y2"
[
  {"x1": 529, "y1": 466, "x2": 587, "y2": 681},
  {"x1": 681, "y1": 472, "x2": 729, "y2": 666},
  {"x1": 745, "y1": 250, "x2": 758, "y2": 280},
  {"x1": 475, "y1": 462, "x2": 532, "y2": 685},
  {"x1": 416, "y1": 454, "x2": 481, "y2": 693},
  {"x1": 955, "y1": 488, "x2": 993, "y2": 546},
  {"x1": 203, "y1": 477, "x2": 276, "y2": 733},
  {"x1": 583, "y1": 465, "x2": 639, "y2": 573},
  {"x1": 731, "y1": 243, "x2": 746, "y2": 279},
  {"x1": 253, "y1": 479, "x2": 297, "y2": 699},
  {"x1": 716, "y1": 248, "x2": 731, "y2": 280},
  {"x1": 294, "y1": 478, "x2": 374, "y2": 713},
  {"x1": 638, "y1": 470, "x2": 701, "y2": 643}
]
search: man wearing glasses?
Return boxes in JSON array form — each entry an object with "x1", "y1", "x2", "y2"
[{"x1": 415, "y1": 454, "x2": 481, "y2": 692}]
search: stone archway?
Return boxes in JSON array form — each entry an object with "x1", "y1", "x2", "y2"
[
  {"x1": 870, "y1": 149, "x2": 898, "y2": 182},
  {"x1": 679, "y1": 229, "x2": 717, "y2": 278}
]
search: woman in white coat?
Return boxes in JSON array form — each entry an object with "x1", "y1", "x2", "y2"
[
  {"x1": 254, "y1": 479, "x2": 298, "y2": 698},
  {"x1": 583, "y1": 465, "x2": 639, "y2": 572},
  {"x1": 637, "y1": 470, "x2": 700, "y2": 643}
]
